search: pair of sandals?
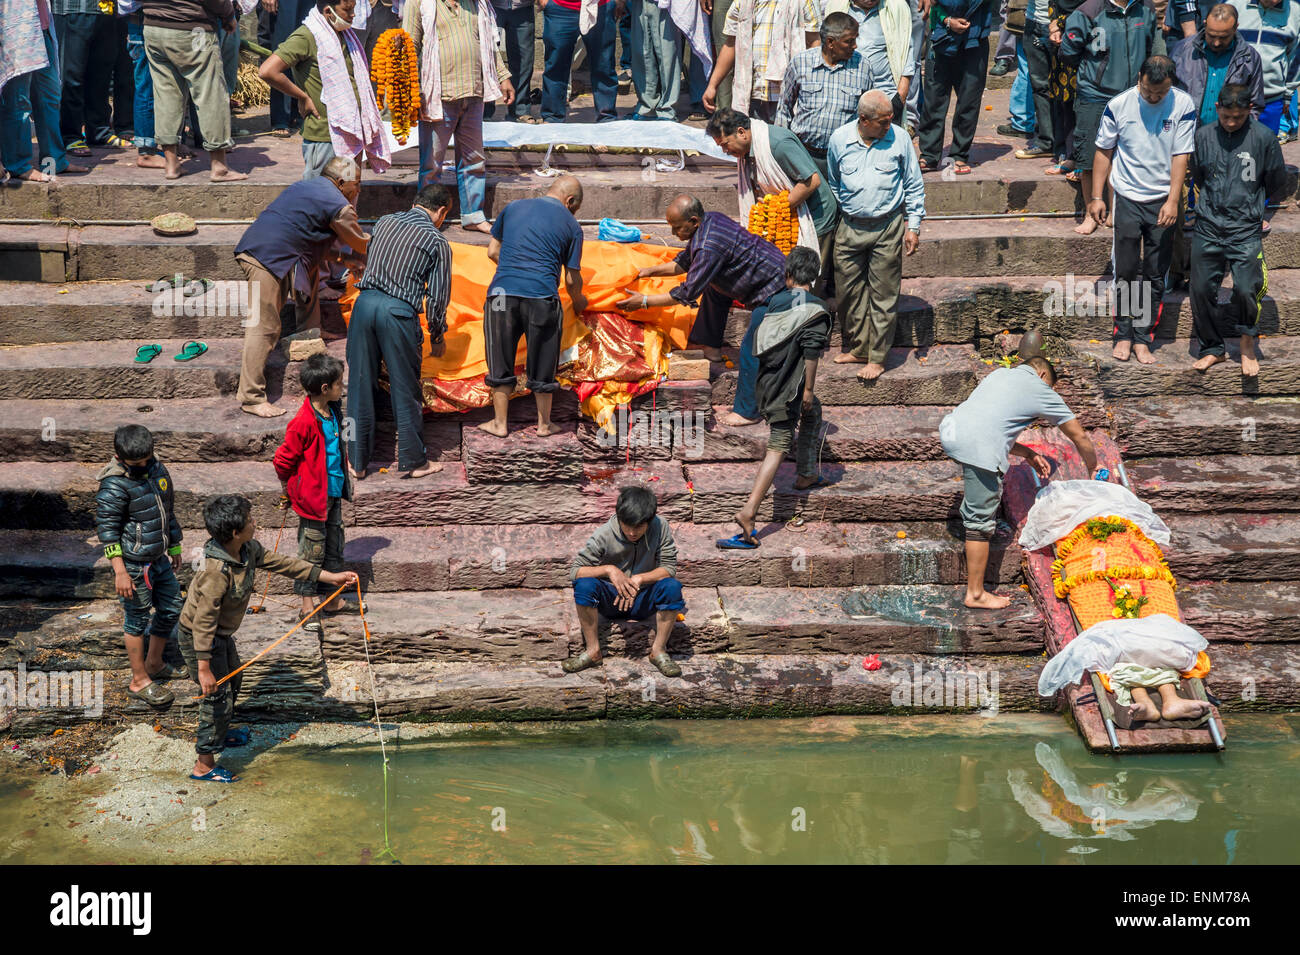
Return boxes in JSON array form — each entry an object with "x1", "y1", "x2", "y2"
[
  {"x1": 125, "y1": 663, "x2": 191, "y2": 707},
  {"x1": 562, "y1": 651, "x2": 683, "y2": 678},
  {"x1": 134, "y1": 341, "x2": 208, "y2": 363}
]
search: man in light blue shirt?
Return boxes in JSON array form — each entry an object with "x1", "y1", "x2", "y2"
[{"x1": 826, "y1": 89, "x2": 926, "y2": 380}]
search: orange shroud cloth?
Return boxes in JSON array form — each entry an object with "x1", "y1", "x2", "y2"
[{"x1": 340, "y1": 239, "x2": 698, "y2": 379}]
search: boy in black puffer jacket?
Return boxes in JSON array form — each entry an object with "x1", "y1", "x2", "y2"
[{"x1": 95, "y1": 424, "x2": 187, "y2": 707}]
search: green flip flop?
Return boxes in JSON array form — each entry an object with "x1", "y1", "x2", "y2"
[
  {"x1": 134, "y1": 344, "x2": 162, "y2": 363},
  {"x1": 127, "y1": 681, "x2": 174, "y2": 707},
  {"x1": 561, "y1": 650, "x2": 603, "y2": 673},
  {"x1": 650, "y1": 652, "x2": 683, "y2": 678},
  {"x1": 173, "y1": 340, "x2": 208, "y2": 362}
]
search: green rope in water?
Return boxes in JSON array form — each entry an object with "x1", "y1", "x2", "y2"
[{"x1": 358, "y1": 588, "x2": 401, "y2": 864}]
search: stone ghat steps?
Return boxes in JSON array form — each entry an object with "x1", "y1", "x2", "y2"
[
  {"x1": 5, "y1": 586, "x2": 1051, "y2": 666},
  {"x1": 1125, "y1": 454, "x2": 1300, "y2": 512},
  {"x1": 1115, "y1": 395, "x2": 1300, "y2": 456},
  {"x1": 0, "y1": 520, "x2": 1027, "y2": 599},
  {"x1": 12, "y1": 273, "x2": 1300, "y2": 347},
  {"x1": 10, "y1": 637, "x2": 1295, "y2": 735},
  {"x1": 0, "y1": 162, "x2": 1090, "y2": 224},
  {"x1": 0, "y1": 457, "x2": 959, "y2": 529},
  {"x1": 1069, "y1": 336, "x2": 1300, "y2": 398},
  {"x1": 13, "y1": 214, "x2": 1300, "y2": 283}
]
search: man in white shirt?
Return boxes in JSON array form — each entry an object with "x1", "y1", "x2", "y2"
[{"x1": 1089, "y1": 55, "x2": 1196, "y2": 364}]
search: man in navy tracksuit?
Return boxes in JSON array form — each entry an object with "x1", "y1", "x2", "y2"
[
  {"x1": 1188, "y1": 82, "x2": 1287, "y2": 375},
  {"x1": 919, "y1": 0, "x2": 994, "y2": 173}
]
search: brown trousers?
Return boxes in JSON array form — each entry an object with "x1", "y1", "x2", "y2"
[
  {"x1": 235, "y1": 253, "x2": 320, "y2": 407},
  {"x1": 833, "y1": 210, "x2": 904, "y2": 365}
]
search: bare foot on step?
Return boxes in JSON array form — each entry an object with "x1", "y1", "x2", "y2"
[
  {"x1": 477, "y1": 419, "x2": 509, "y2": 438},
  {"x1": 833, "y1": 352, "x2": 868, "y2": 364},
  {"x1": 1112, "y1": 340, "x2": 1132, "y2": 362},
  {"x1": 857, "y1": 362, "x2": 885, "y2": 381},
  {"x1": 718, "y1": 411, "x2": 762, "y2": 427},
  {"x1": 1192, "y1": 352, "x2": 1225, "y2": 372},
  {"x1": 964, "y1": 589, "x2": 1011, "y2": 609},
  {"x1": 1074, "y1": 216, "x2": 1099, "y2": 236},
  {"x1": 1240, "y1": 335, "x2": 1260, "y2": 376},
  {"x1": 1133, "y1": 342, "x2": 1156, "y2": 364},
  {"x1": 536, "y1": 422, "x2": 563, "y2": 437},
  {"x1": 406, "y1": 462, "x2": 443, "y2": 479},
  {"x1": 210, "y1": 169, "x2": 249, "y2": 182},
  {"x1": 242, "y1": 402, "x2": 287, "y2": 418}
]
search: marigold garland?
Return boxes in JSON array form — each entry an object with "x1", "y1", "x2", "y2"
[
  {"x1": 1050, "y1": 515, "x2": 1178, "y2": 600},
  {"x1": 747, "y1": 191, "x2": 798, "y2": 254},
  {"x1": 370, "y1": 29, "x2": 421, "y2": 143}
]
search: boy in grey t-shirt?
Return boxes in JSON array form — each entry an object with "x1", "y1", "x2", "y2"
[{"x1": 939, "y1": 357, "x2": 1098, "y2": 609}]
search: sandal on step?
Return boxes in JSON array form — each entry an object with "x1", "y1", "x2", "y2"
[
  {"x1": 134, "y1": 344, "x2": 162, "y2": 363},
  {"x1": 716, "y1": 531, "x2": 759, "y2": 550},
  {"x1": 322, "y1": 600, "x2": 367, "y2": 616},
  {"x1": 223, "y1": 727, "x2": 251, "y2": 748},
  {"x1": 173, "y1": 340, "x2": 208, "y2": 362},
  {"x1": 127, "y1": 681, "x2": 174, "y2": 707},
  {"x1": 103, "y1": 133, "x2": 133, "y2": 149},
  {"x1": 561, "y1": 650, "x2": 603, "y2": 673},
  {"x1": 649, "y1": 652, "x2": 683, "y2": 678},
  {"x1": 66, "y1": 138, "x2": 91, "y2": 157},
  {"x1": 190, "y1": 766, "x2": 239, "y2": 782},
  {"x1": 148, "y1": 663, "x2": 189, "y2": 681},
  {"x1": 298, "y1": 613, "x2": 323, "y2": 635}
]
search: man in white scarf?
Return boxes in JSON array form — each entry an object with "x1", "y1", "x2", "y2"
[
  {"x1": 405, "y1": 0, "x2": 514, "y2": 234},
  {"x1": 703, "y1": 0, "x2": 821, "y2": 121},
  {"x1": 261, "y1": 0, "x2": 391, "y2": 178}
]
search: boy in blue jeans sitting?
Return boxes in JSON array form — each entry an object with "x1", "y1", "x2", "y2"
[{"x1": 563, "y1": 485, "x2": 686, "y2": 678}]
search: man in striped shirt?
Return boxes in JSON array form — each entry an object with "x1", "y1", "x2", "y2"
[
  {"x1": 346, "y1": 184, "x2": 456, "y2": 479},
  {"x1": 405, "y1": 0, "x2": 515, "y2": 235}
]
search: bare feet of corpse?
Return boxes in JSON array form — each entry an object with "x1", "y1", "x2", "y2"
[
  {"x1": 1161, "y1": 695, "x2": 1212, "y2": 721},
  {"x1": 1240, "y1": 335, "x2": 1260, "y2": 376},
  {"x1": 964, "y1": 589, "x2": 1011, "y2": 610},
  {"x1": 406, "y1": 462, "x2": 443, "y2": 478},
  {"x1": 1128, "y1": 688, "x2": 1162, "y2": 722},
  {"x1": 242, "y1": 402, "x2": 287, "y2": 418},
  {"x1": 1192, "y1": 351, "x2": 1226, "y2": 372},
  {"x1": 856, "y1": 362, "x2": 885, "y2": 381}
]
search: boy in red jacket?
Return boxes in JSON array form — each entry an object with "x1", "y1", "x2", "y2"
[{"x1": 273, "y1": 353, "x2": 356, "y2": 632}]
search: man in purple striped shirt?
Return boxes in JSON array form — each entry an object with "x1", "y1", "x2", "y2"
[{"x1": 616, "y1": 194, "x2": 787, "y2": 427}]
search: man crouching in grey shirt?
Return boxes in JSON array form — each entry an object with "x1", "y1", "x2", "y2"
[
  {"x1": 939, "y1": 356, "x2": 1098, "y2": 609},
  {"x1": 563, "y1": 485, "x2": 686, "y2": 678}
]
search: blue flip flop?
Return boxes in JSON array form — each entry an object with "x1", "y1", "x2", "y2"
[
  {"x1": 716, "y1": 533, "x2": 759, "y2": 550},
  {"x1": 190, "y1": 766, "x2": 239, "y2": 783},
  {"x1": 223, "y1": 727, "x2": 251, "y2": 748},
  {"x1": 134, "y1": 344, "x2": 162, "y2": 363},
  {"x1": 173, "y1": 340, "x2": 208, "y2": 362}
]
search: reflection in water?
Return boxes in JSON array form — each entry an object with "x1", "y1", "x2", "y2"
[
  {"x1": 1009, "y1": 743, "x2": 1202, "y2": 848},
  {"x1": 1, "y1": 716, "x2": 1294, "y2": 864}
]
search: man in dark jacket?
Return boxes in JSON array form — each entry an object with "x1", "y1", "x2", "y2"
[
  {"x1": 722, "y1": 247, "x2": 832, "y2": 549},
  {"x1": 95, "y1": 424, "x2": 186, "y2": 707},
  {"x1": 1189, "y1": 82, "x2": 1286, "y2": 374},
  {"x1": 1172, "y1": 3, "x2": 1266, "y2": 121},
  {"x1": 1060, "y1": 0, "x2": 1167, "y2": 234},
  {"x1": 919, "y1": 0, "x2": 995, "y2": 173}
]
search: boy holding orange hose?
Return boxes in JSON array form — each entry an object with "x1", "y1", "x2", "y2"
[{"x1": 177, "y1": 494, "x2": 357, "y2": 783}]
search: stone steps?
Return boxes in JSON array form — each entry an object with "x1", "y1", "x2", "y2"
[
  {"x1": 0, "y1": 459, "x2": 697, "y2": 530},
  {"x1": 1115, "y1": 396, "x2": 1300, "y2": 456},
  {"x1": 14, "y1": 273, "x2": 1300, "y2": 348},
  {"x1": 0, "y1": 519, "x2": 1027, "y2": 600},
  {"x1": 1071, "y1": 336, "x2": 1300, "y2": 398},
  {"x1": 1125, "y1": 454, "x2": 1300, "y2": 512},
  {"x1": 16, "y1": 213, "x2": 1300, "y2": 283}
]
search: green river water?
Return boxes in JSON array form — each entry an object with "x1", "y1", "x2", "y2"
[{"x1": 3, "y1": 714, "x2": 1299, "y2": 864}]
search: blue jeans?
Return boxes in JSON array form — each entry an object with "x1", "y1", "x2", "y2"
[
  {"x1": 1282, "y1": 89, "x2": 1299, "y2": 135},
  {"x1": 542, "y1": 4, "x2": 619, "y2": 122},
  {"x1": 417, "y1": 97, "x2": 488, "y2": 224},
  {"x1": 732, "y1": 300, "x2": 772, "y2": 420},
  {"x1": 119, "y1": 557, "x2": 184, "y2": 639},
  {"x1": 619, "y1": 7, "x2": 632, "y2": 72},
  {"x1": 485, "y1": 5, "x2": 536, "y2": 120},
  {"x1": 1008, "y1": 38, "x2": 1035, "y2": 133},
  {"x1": 0, "y1": 27, "x2": 68, "y2": 176},
  {"x1": 125, "y1": 21, "x2": 156, "y2": 151},
  {"x1": 574, "y1": 575, "x2": 686, "y2": 621}
]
